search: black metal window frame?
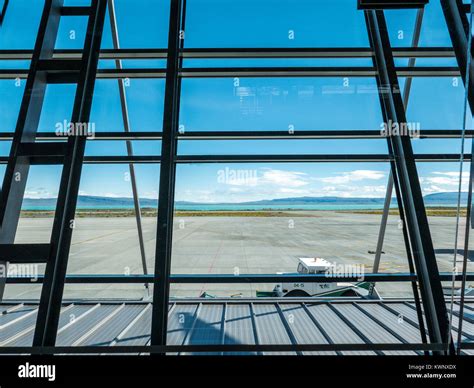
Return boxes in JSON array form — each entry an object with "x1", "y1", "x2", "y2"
[
  {"x1": 0, "y1": 0, "x2": 472, "y2": 355},
  {"x1": 0, "y1": 0, "x2": 8, "y2": 26}
]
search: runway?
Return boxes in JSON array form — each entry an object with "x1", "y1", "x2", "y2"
[{"x1": 4, "y1": 211, "x2": 472, "y2": 300}]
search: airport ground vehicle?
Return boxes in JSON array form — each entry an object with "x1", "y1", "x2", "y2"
[{"x1": 257, "y1": 257, "x2": 374, "y2": 297}]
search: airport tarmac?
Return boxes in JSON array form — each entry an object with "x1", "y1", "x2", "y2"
[{"x1": 3, "y1": 211, "x2": 473, "y2": 300}]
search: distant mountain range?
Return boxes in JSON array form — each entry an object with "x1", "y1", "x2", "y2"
[
  {"x1": 22, "y1": 192, "x2": 469, "y2": 210},
  {"x1": 236, "y1": 192, "x2": 469, "y2": 206},
  {"x1": 23, "y1": 196, "x2": 158, "y2": 209},
  {"x1": 423, "y1": 192, "x2": 468, "y2": 204}
]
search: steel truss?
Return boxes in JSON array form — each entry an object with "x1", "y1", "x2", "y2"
[
  {"x1": 0, "y1": 0, "x2": 471, "y2": 355},
  {"x1": 0, "y1": 0, "x2": 108, "y2": 347},
  {"x1": 441, "y1": 0, "x2": 474, "y2": 355}
]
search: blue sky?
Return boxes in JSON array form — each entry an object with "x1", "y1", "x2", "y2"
[{"x1": 0, "y1": 0, "x2": 471, "y2": 203}]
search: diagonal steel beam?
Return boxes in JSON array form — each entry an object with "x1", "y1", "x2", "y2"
[
  {"x1": 0, "y1": 0, "x2": 64, "y2": 301},
  {"x1": 371, "y1": 8, "x2": 428, "y2": 348},
  {"x1": 365, "y1": 9, "x2": 453, "y2": 354},
  {"x1": 441, "y1": 0, "x2": 474, "y2": 354},
  {"x1": 373, "y1": 4, "x2": 424, "y2": 274},
  {"x1": 107, "y1": 0, "x2": 149, "y2": 295},
  {"x1": 150, "y1": 0, "x2": 183, "y2": 349},
  {"x1": 442, "y1": 0, "x2": 474, "y2": 108},
  {"x1": 33, "y1": 0, "x2": 108, "y2": 347},
  {"x1": 0, "y1": 0, "x2": 9, "y2": 25}
]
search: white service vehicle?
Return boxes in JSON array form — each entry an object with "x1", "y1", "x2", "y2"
[{"x1": 258, "y1": 257, "x2": 374, "y2": 298}]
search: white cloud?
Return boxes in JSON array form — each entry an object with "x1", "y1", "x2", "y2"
[
  {"x1": 259, "y1": 168, "x2": 309, "y2": 188},
  {"x1": 24, "y1": 188, "x2": 56, "y2": 199},
  {"x1": 177, "y1": 168, "x2": 312, "y2": 203},
  {"x1": 319, "y1": 170, "x2": 385, "y2": 184},
  {"x1": 177, "y1": 189, "x2": 219, "y2": 203},
  {"x1": 420, "y1": 171, "x2": 469, "y2": 194},
  {"x1": 103, "y1": 192, "x2": 129, "y2": 198},
  {"x1": 421, "y1": 185, "x2": 445, "y2": 194},
  {"x1": 176, "y1": 168, "x2": 392, "y2": 202},
  {"x1": 140, "y1": 191, "x2": 158, "y2": 199},
  {"x1": 321, "y1": 184, "x2": 387, "y2": 198},
  {"x1": 278, "y1": 187, "x2": 310, "y2": 195}
]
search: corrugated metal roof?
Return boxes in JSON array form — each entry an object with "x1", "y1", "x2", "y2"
[{"x1": 0, "y1": 299, "x2": 472, "y2": 354}]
